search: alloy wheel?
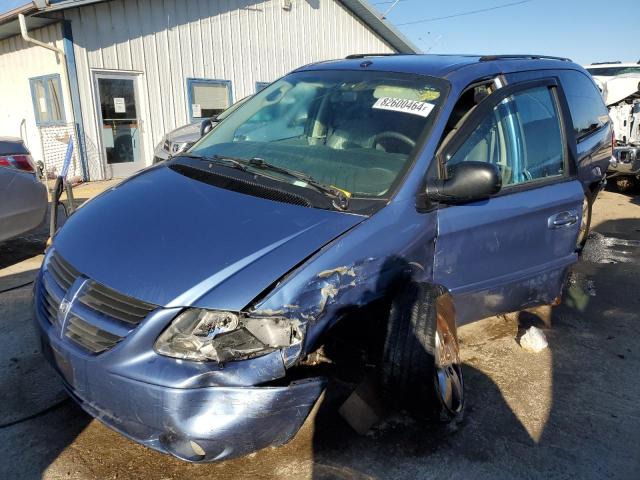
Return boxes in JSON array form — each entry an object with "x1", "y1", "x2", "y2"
[{"x1": 434, "y1": 318, "x2": 464, "y2": 416}]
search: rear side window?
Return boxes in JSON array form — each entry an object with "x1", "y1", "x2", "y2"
[
  {"x1": 446, "y1": 85, "x2": 564, "y2": 187},
  {"x1": 558, "y1": 70, "x2": 609, "y2": 140}
]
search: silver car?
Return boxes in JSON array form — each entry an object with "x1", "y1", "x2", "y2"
[
  {"x1": 153, "y1": 96, "x2": 252, "y2": 164},
  {"x1": 0, "y1": 137, "x2": 48, "y2": 242}
]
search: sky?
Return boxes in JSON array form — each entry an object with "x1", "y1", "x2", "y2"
[
  {"x1": 0, "y1": 0, "x2": 637, "y2": 65},
  {"x1": 369, "y1": 0, "x2": 639, "y2": 65}
]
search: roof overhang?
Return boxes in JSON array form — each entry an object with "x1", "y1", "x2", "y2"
[
  {"x1": 0, "y1": 2, "x2": 59, "y2": 42},
  {"x1": 0, "y1": 0, "x2": 419, "y2": 54},
  {"x1": 339, "y1": 0, "x2": 418, "y2": 53}
]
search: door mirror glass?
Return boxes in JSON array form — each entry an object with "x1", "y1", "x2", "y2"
[{"x1": 427, "y1": 161, "x2": 501, "y2": 204}]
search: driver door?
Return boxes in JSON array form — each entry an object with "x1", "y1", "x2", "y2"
[{"x1": 433, "y1": 78, "x2": 583, "y2": 324}]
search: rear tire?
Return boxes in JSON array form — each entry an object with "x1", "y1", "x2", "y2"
[{"x1": 381, "y1": 282, "x2": 464, "y2": 422}]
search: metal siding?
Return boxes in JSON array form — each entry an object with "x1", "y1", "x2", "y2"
[
  {"x1": 60, "y1": 0, "x2": 394, "y2": 180},
  {"x1": 0, "y1": 23, "x2": 73, "y2": 165}
]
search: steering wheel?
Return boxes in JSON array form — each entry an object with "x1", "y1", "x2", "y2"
[{"x1": 370, "y1": 131, "x2": 416, "y2": 152}]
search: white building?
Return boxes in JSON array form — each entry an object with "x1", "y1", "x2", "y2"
[{"x1": 0, "y1": 0, "x2": 416, "y2": 180}]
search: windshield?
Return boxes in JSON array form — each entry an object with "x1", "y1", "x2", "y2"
[
  {"x1": 587, "y1": 66, "x2": 640, "y2": 76},
  {"x1": 189, "y1": 70, "x2": 446, "y2": 198}
]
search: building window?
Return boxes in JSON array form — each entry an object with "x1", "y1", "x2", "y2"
[
  {"x1": 186, "y1": 78, "x2": 232, "y2": 121},
  {"x1": 256, "y1": 82, "x2": 270, "y2": 92},
  {"x1": 29, "y1": 74, "x2": 65, "y2": 126}
]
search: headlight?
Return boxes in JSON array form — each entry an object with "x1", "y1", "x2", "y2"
[{"x1": 154, "y1": 309, "x2": 304, "y2": 363}]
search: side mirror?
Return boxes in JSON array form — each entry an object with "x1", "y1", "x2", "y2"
[
  {"x1": 426, "y1": 161, "x2": 501, "y2": 204},
  {"x1": 200, "y1": 117, "x2": 218, "y2": 137}
]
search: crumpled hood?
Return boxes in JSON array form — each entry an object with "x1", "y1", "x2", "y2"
[
  {"x1": 53, "y1": 165, "x2": 364, "y2": 309},
  {"x1": 166, "y1": 122, "x2": 200, "y2": 144}
]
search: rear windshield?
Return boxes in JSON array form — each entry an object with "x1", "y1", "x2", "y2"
[{"x1": 189, "y1": 70, "x2": 446, "y2": 198}]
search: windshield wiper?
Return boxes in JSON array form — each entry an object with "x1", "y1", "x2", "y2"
[
  {"x1": 179, "y1": 153, "x2": 247, "y2": 171},
  {"x1": 247, "y1": 157, "x2": 350, "y2": 210}
]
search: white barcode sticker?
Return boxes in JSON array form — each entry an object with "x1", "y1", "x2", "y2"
[{"x1": 372, "y1": 97, "x2": 435, "y2": 118}]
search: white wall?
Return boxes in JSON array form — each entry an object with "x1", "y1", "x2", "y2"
[
  {"x1": 0, "y1": 23, "x2": 74, "y2": 165},
  {"x1": 63, "y1": 0, "x2": 394, "y2": 179}
]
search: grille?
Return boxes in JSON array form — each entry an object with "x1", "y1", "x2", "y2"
[
  {"x1": 79, "y1": 281, "x2": 157, "y2": 325},
  {"x1": 40, "y1": 276, "x2": 62, "y2": 325},
  {"x1": 47, "y1": 250, "x2": 79, "y2": 291},
  {"x1": 40, "y1": 251, "x2": 158, "y2": 354},
  {"x1": 65, "y1": 315, "x2": 121, "y2": 353}
]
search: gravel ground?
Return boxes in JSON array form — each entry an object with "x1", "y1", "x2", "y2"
[{"x1": 0, "y1": 184, "x2": 639, "y2": 480}]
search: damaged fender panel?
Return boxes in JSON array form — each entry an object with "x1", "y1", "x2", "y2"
[{"x1": 250, "y1": 200, "x2": 439, "y2": 353}]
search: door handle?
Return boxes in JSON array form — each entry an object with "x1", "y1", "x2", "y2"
[{"x1": 548, "y1": 211, "x2": 579, "y2": 229}]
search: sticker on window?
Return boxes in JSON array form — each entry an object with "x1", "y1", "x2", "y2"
[
  {"x1": 192, "y1": 103, "x2": 202, "y2": 118},
  {"x1": 113, "y1": 97, "x2": 126, "y2": 113},
  {"x1": 372, "y1": 97, "x2": 435, "y2": 117}
]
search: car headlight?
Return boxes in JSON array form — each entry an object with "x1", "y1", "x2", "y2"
[{"x1": 154, "y1": 309, "x2": 304, "y2": 363}]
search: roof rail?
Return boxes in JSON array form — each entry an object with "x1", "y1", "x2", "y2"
[
  {"x1": 345, "y1": 53, "x2": 409, "y2": 59},
  {"x1": 590, "y1": 61, "x2": 622, "y2": 65},
  {"x1": 480, "y1": 54, "x2": 572, "y2": 62}
]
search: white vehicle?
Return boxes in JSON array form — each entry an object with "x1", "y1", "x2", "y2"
[
  {"x1": 585, "y1": 62, "x2": 640, "y2": 80},
  {"x1": 596, "y1": 73, "x2": 640, "y2": 191}
]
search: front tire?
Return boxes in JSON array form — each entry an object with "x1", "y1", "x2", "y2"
[{"x1": 381, "y1": 282, "x2": 464, "y2": 422}]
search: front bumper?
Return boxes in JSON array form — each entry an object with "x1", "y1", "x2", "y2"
[{"x1": 35, "y1": 276, "x2": 324, "y2": 462}]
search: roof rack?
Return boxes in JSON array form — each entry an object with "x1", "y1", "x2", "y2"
[
  {"x1": 590, "y1": 61, "x2": 622, "y2": 65},
  {"x1": 345, "y1": 53, "x2": 410, "y2": 59},
  {"x1": 480, "y1": 54, "x2": 572, "y2": 62}
]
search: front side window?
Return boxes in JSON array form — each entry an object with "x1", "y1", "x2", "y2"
[
  {"x1": 190, "y1": 70, "x2": 446, "y2": 198},
  {"x1": 446, "y1": 85, "x2": 565, "y2": 187},
  {"x1": 558, "y1": 70, "x2": 609, "y2": 139},
  {"x1": 29, "y1": 74, "x2": 65, "y2": 126},
  {"x1": 187, "y1": 79, "x2": 231, "y2": 120}
]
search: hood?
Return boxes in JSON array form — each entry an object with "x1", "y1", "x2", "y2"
[
  {"x1": 53, "y1": 166, "x2": 364, "y2": 310},
  {"x1": 167, "y1": 122, "x2": 201, "y2": 144}
]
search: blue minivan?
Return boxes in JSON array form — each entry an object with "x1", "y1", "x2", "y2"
[{"x1": 35, "y1": 54, "x2": 612, "y2": 462}]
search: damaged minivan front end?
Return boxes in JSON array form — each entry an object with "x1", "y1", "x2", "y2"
[{"x1": 35, "y1": 241, "x2": 340, "y2": 462}]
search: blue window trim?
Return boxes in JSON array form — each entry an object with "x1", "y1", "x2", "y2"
[
  {"x1": 29, "y1": 74, "x2": 66, "y2": 126},
  {"x1": 186, "y1": 78, "x2": 233, "y2": 122},
  {"x1": 255, "y1": 81, "x2": 270, "y2": 92}
]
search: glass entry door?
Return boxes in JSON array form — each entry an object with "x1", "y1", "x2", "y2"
[{"x1": 94, "y1": 73, "x2": 145, "y2": 178}]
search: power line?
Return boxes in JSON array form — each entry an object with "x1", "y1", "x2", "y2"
[{"x1": 396, "y1": 0, "x2": 534, "y2": 26}]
